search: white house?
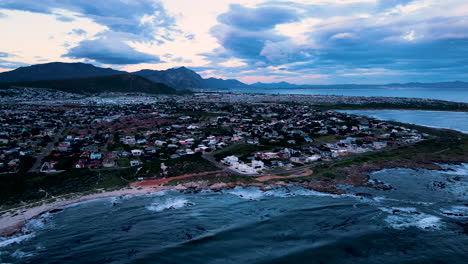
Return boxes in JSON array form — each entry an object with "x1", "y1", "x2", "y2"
[
  {"x1": 130, "y1": 160, "x2": 141, "y2": 167},
  {"x1": 131, "y1": 149, "x2": 143, "y2": 156},
  {"x1": 155, "y1": 140, "x2": 167, "y2": 147},
  {"x1": 223, "y1": 155, "x2": 239, "y2": 166},
  {"x1": 252, "y1": 160, "x2": 264, "y2": 170},
  {"x1": 306, "y1": 155, "x2": 321, "y2": 163}
]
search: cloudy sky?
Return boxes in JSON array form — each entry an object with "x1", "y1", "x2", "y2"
[{"x1": 0, "y1": 0, "x2": 467, "y2": 84}]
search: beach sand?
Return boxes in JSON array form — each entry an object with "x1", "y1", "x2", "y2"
[{"x1": 0, "y1": 185, "x2": 168, "y2": 237}]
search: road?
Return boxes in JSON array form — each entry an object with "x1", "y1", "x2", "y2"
[{"x1": 28, "y1": 127, "x2": 67, "y2": 172}]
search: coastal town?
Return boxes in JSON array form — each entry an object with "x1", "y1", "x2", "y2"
[{"x1": 0, "y1": 89, "x2": 429, "y2": 177}]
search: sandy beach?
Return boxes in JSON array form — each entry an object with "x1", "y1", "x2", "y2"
[{"x1": 0, "y1": 185, "x2": 170, "y2": 237}]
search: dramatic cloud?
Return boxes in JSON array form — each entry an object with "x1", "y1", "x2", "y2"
[
  {"x1": 203, "y1": 0, "x2": 468, "y2": 83},
  {"x1": 0, "y1": 0, "x2": 178, "y2": 66},
  {"x1": 218, "y1": 4, "x2": 300, "y2": 31},
  {"x1": 0, "y1": 0, "x2": 177, "y2": 42},
  {"x1": 209, "y1": 4, "x2": 304, "y2": 66},
  {"x1": 64, "y1": 38, "x2": 160, "y2": 65}
]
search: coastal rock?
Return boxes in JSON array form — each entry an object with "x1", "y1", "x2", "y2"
[
  {"x1": 49, "y1": 208, "x2": 64, "y2": 214},
  {"x1": 355, "y1": 192, "x2": 373, "y2": 197},
  {"x1": 209, "y1": 183, "x2": 229, "y2": 192}
]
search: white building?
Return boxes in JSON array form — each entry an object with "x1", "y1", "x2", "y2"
[
  {"x1": 306, "y1": 155, "x2": 321, "y2": 163},
  {"x1": 131, "y1": 149, "x2": 143, "y2": 156},
  {"x1": 223, "y1": 155, "x2": 239, "y2": 166},
  {"x1": 252, "y1": 160, "x2": 264, "y2": 170}
]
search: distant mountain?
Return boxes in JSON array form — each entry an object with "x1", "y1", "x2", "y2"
[
  {"x1": 0, "y1": 62, "x2": 124, "y2": 82},
  {"x1": 202, "y1": 77, "x2": 249, "y2": 89},
  {"x1": 379, "y1": 81, "x2": 468, "y2": 89},
  {"x1": 133, "y1": 67, "x2": 204, "y2": 90},
  {"x1": 250, "y1": 82, "x2": 302, "y2": 89},
  {"x1": 2, "y1": 62, "x2": 467, "y2": 92},
  {"x1": 133, "y1": 67, "x2": 250, "y2": 90},
  {"x1": 248, "y1": 81, "x2": 468, "y2": 90},
  {"x1": 0, "y1": 74, "x2": 179, "y2": 94}
]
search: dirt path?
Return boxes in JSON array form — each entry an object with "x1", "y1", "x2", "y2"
[
  {"x1": 131, "y1": 170, "x2": 224, "y2": 187},
  {"x1": 29, "y1": 127, "x2": 67, "y2": 172},
  {"x1": 256, "y1": 168, "x2": 313, "y2": 182}
]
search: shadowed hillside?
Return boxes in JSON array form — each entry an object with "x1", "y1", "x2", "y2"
[
  {"x1": 0, "y1": 62, "x2": 124, "y2": 82},
  {"x1": 0, "y1": 74, "x2": 181, "y2": 94}
]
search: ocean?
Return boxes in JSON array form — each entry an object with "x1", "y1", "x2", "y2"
[
  {"x1": 338, "y1": 110, "x2": 468, "y2": 134},
  {"x1": 0, "y1": 165, "x2": 467, "y2": 263},
  {"x1": 223, "y1": 87, "x2": 468, "y2": 103}
]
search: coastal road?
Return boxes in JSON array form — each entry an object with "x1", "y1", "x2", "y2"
[{"x1": 29, "y1": 127, "x2": 67, "y2": 172}]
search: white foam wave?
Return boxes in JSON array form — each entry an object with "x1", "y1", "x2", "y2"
[
  {"x1": 440, "y1": 205, "x2": 468, "y2": 218},
  {"x1": 379, "y1": 207, "x2": 443, "y2": 230},
  {"x1": 0, "y1": 233, "x2": 35, "y2": 248},
  {"x1": 226, "y1": 188, "x2": 273, "y2": 200},
  {"x1": 21, "y1": 212, "x2": 55, "y2": 234},
  {"x1": 146, "y1": 198, "x2": 194, "y2": 212},
  {"x1": 372, "y1": 196, "x2": 434, "y2": 206},
  {"x1": 225, "y1": 186, "x2": 348, "y2": 201},
  {"x1": 439, "y1": 163, "x2": 468, "y2": 176},
  {"x1": 11, "y1": 249, "x2": 34, "y2": 259}
]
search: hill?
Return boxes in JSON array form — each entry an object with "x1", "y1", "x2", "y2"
[
  {"x1": 133, "y1": 67, "x2": 204, "y2": 90},
  {"x1": 2, "y1": 62, "x2": 467, "y2": 91},
  {"x1": 133, "y1": 67, "x2": 250, "y2": 90},
  {"x1": 0, "y1": 74, "x2": 179, "y2": 94},
  {"x1": 0, "y1": 62, "x2": 124, "y2": 82},
  {"x1": 202, "y1": 77, "x2": 249, "y2": 89}
]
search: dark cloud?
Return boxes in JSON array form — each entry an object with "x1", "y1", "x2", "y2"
[
  {"x1": 204, "y1": 1, "x2": 468, "y2": 83},
  {"x1": 64, "y1": 38, "x2": 160, "y2": 65},
  {"x1": 55, "y1": 15, "x2": 74, "y2": 22},
  {"x1": 210, "y1": 24, "x2": 286, "y2": 60},
  {"x1": 0, "y1": 59, "x2": 28, "y2": 69},
  {"x1": 0, "y1": 0, "x2": 179, "y2": 66},
  {"x1": 0, "y1": 0, "x2": 178, "y2": 42},
  {"x1": 207, "y1": 4, "x2": 299, "y2": 66},
  {"x1": 172, "y1": 57, "x2": 192, "y2": 64},
  {"x1": 68, "y1": 29, "x2": 87, "y2": 36},
  {"x1": 218, "y1": 4, "x2": 300, "y2": 31},
  {"x1": 377, "y1": 0, "x2": 416, "y2": 10}
]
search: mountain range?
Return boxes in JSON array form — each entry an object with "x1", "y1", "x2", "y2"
[
  {"x1": 0, "y1": 62, "x2": 467, "y2": 95},
  {"x1": 0, "y1": 73, "x2": 177, "y2": 95},
  {"x1": 133, "y1": 67, "x2": 249, "y2": 90}
]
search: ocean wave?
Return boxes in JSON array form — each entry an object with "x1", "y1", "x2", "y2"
[
  {"x1": 11, "y1": 249, "x2": 34, "y2": 259},
  {"x1": 225, "y1": 186, "x2": 348, "y2": 201},
  {"x1": 440, "y1": 205, "x2": 468, "y2": 218},
  {"x1": 439, "y1": 163, "x2": 468, "y2": 176},
  {"x1": 226, "y1": 187, "x2": 272, "y2": 200},
  {"x1": 0, "y1": 233, "x2": 35, "y2": 249},
  {"x1": 379, "y1": 207, "x2": 443, "y2": 230},
  {"x1": 371, "y1": 196, "x2": 434, "y2": 206},
  {"x1": 146, "y1": 198, "x2": 195, "y2": 212}
]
